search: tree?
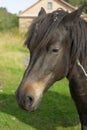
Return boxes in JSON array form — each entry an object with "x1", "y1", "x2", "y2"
[
  {"x1": 64, "y1": 0, "x2": 87, "y2": 13},
  {"x1": 0, "y1": 7, "x2": 18, "y2": 31}
]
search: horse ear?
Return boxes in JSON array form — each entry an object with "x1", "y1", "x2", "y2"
[
  {"x1": 38, "y1": 7, "x2": 46, "y2": 16},
  {"x1": 63, "y1": 5, "x2": 86, "y2": 26}
]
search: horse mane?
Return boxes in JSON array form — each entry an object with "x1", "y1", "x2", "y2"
[
  {"x1": 70, "y1": 19, "x2": 87, "y2": 64},
  {"x1": 25, "y1": 8, "x2": 87, "y2": 64}
]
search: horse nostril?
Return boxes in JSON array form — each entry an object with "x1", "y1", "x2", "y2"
[{"x1": 25, "y1": 95, "x2": 34, "y2": 106}]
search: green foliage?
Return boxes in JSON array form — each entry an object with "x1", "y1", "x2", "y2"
[
  {"x1": 64, "y1": 0, "x2": 86, "y2": 5},
  {"x1": 0, "y1": 7, "x2": 18, "y2": 31},
  {"x1": 64, "y1": 0, "x2": 87, "y2": 13}
]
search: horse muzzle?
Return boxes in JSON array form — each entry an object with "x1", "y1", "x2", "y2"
[
  {"x1": 16, "y1": 74, "x2": 53, "y2": 111},
  {"x1": 16, "y1": 82, "x2": 44, "y2": 112}
]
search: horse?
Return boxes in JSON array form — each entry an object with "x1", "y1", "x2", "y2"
[{"x1": 16, "y1": 5, "x2": 87, "y2": 130}]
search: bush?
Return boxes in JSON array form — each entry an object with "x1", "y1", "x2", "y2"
[{"x1": 0, "y1": 7, "x2": 18, "y2": 31}]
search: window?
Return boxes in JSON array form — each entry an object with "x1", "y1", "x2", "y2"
[{"x1": 48, "y1": 2, "x2": 52, "y2": 9}]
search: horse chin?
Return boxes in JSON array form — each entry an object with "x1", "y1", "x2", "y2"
[{"x1": 24, "y1": 106, "x2": 37, "y2": 112}]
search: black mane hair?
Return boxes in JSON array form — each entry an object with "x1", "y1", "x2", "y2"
[{"x1": 70, "y1": 19, "x2": 87, "y2": 63}]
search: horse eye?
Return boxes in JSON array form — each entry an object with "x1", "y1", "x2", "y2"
[{"x1": 52, "y1": 48, "x2": 59, "y2": 53}]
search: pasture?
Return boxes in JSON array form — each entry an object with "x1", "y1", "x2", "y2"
[{"x1": 0, "y1": 31, "x2": 80, "y2": 130}]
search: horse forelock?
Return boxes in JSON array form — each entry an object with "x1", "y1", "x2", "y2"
[{"x1": 24, "y1": 9, "x2": 67, "y2": 51}]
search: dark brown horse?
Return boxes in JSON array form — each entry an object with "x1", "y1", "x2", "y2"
[{"x1": 16, "y1": 5, "x2": 87, "y2": 130}]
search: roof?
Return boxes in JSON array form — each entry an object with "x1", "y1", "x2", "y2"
[
  {"x1": 19, "y1": 0, "x2": 41, "y2": 16},
  {"x1": 18, "y1": 0, "x2": 76, "y2": 17},
  {"x1": 18, "y1": 0, "x2": 87, "y2": 19},
  {"x1": 55, "y1": 0, "x2": 75, "y2": 10}
]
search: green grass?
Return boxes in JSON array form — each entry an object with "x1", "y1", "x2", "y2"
[{"x1": 0, "y1": 31, "x2": 81, "y2": 130}]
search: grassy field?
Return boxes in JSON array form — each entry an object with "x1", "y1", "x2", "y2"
[{"x1": 0, "y1": 31, "x2": 81, "y2": 130}]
